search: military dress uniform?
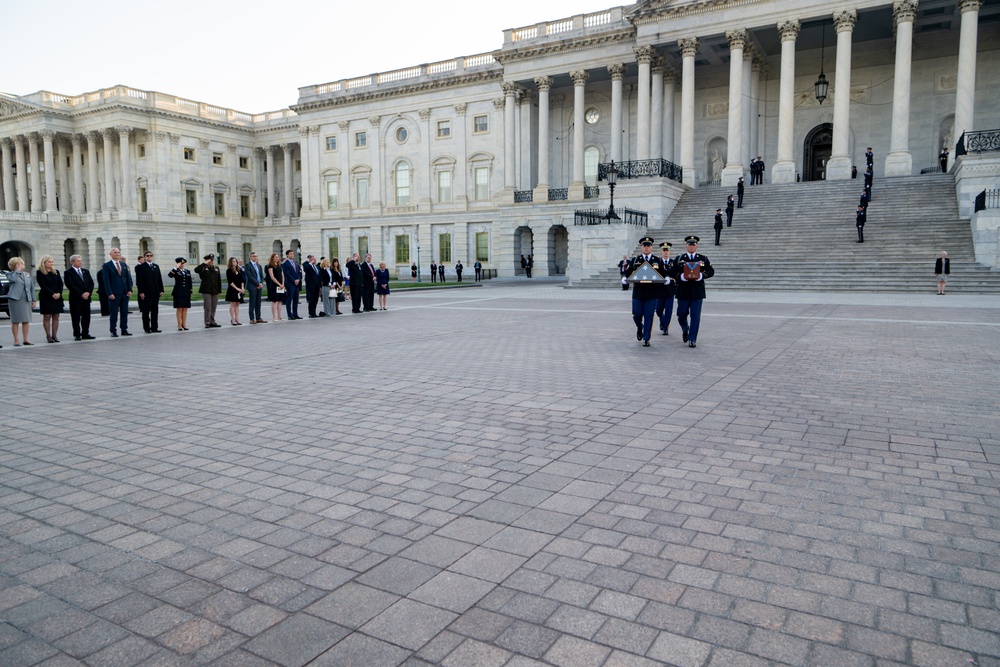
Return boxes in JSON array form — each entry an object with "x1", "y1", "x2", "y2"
[
  {"x1": 673, "y1": 235, "x2": 715, "y2": 348},
  {"x1": 627, "y1": 236, "x2": 669, "y2": 347},
  {"x1": 856, "y1": 206, "x2": 866, "y2": 243},
  {"x1": 655, "y1": 242, "x2": 676, "y2": 336}
]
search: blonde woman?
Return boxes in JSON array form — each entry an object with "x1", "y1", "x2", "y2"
[
  {"x1": 36, "y1": 255, "x2": 65, "y2": 343},
  {"x1": 375, "y1": 261, "x2": 391, "y2": 310},
  {"x1": 7, "y1": 257, "x2": 36, "y2": 346},
  {"x1": 935, "y1": 251, "x2": 950, "y2": 295},
  {"x1": 225, "y1": 257, "x2": 245, "y2": 325},
  {"x1": 265, "y1": 253, "x2": 285, "y2": 321}
]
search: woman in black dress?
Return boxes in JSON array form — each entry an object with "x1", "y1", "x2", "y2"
[
  {"x1": 331, "y1": 258, "x2": 344, "y2": 315},
  {"x1": 225, "y1": 257, "x2": 245, "y2": 325},
  {"x1": 375, "y1": 261, "x2": 391, "y2": 310},
  {"x1": 168, "y1": 257, "x2": 192, "y2": 330},
  {"x1": 36, "y1": 255, "x2": 65, "y2": 343},
  {"x1": 265, "y1": 252, "x2": 285, "y2": 322}
]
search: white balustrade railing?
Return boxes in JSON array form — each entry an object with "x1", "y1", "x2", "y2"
[
  {"x1": 346, "y1": 76, "x2": 373, "y2": 89},
  {"x1": 464, "y1": 54, "x2": 495, "y2": 68},
  {"x1": 547, "y1": 19, "x2": 573, "y2": 35},
  {"x1": 378, "y1": 67, "x2": 422, "y2": 84},
  {"x1": 428, "y1": 60, "x2": 457, "y2": 74},
  {"x1": 584, "y1": 10, "x2": 612, "y2": 27},
  {"x1": 512, "y1": 26, "x2": 538, "y2": 41},
  {"x1": 317, "y1": 82, "x2": 342, "y2": 94}
]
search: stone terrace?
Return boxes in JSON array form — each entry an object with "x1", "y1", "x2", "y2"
[{"x1": 0, "y1": 283, "x2": 998, "y2": 666}]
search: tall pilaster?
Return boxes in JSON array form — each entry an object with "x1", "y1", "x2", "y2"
[
  {"x1": 885, "y1": 0, "x2": 918, "y2": 176},
  {"x1": 87, "y1": 132, "x2": 100, "y2": 213},
  {"x1": 281, "y1": 143, "x2": 294, "y2": 216},
  {"x1": 952, "y1": 0, "x2": 981, "y2": 170},
  {"x1": 534, "y1": 76, "x2": 553, "y2": 199},
  {"x1": 41, "y1": 131, "x2": 58, "y2": 212},
  {"x1": 635, "y1": 46, "x2": 654, "y2": 160},
  {"x1": 608, "y1": 65, "x2": 626, "y2": 163},
  {"x1": 14, "y1": 137, "x2": 29, "y2": 212},
  {"x1": 678, "y1": 38, "x2": 699, "y2": 186},
  {"x1": 266, "y1": 146, "x2": 276, "y2": 216},
  {"x1": 453, "y1": 105, "x2": 468, "y2": 209},
  {"x1": 57, "y1": 137, "x2": 70, "y2": 212},
  {"x1": 1, "y1": 139, "x2": 15, "y2": 212},
  {"x1": 502, "y1": 82, "x2": 518, "y2": 191},
  {"x1": 298, "y1": 127, "x2": 311, "y2": 212},
  {"x1": 663, "y1": 67, "x2": 676, "y2": 163},
  {"x1": 827, "y1": 9, "x2": 858, "y2": 180},
  {"x1": 116, "y1": 125, "x2": 132, "y2": 209},
  {"x1": 29, "y1": 133, "x2": 43, "y2": 212},
  {"x1": 102, "y1": 128, "x2": 116, "y2": 209},
  {"x1": 721, "y1": 29, "x2": 748, "y2": 186},
  {"x1": 773, "y1": 21, "x2": 800, "y2": 183},
  {"x1": 651, "y1": 58, "x2": 664, "y2": 161},
  {"x1": 741, "y1": 48, "x2": 753, "y2": 170},
  {"x1": 570, "y1": 70, "x2": 589, "y2": 199},
  {"x1": 750, "y1": 57, "x2": 763, "y2": 164}
]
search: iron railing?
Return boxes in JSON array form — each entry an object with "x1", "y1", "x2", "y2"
[
  {"x1": 584, "y1": 186, "x2": 599, "y2": 199},
  {"x1": 974, "y1": 189, "x2": 1000, "y2": 213},
  {"x1": 548, "y1": 188, "x2": 568, "y2": 201},
  {"x1": 514, "y1": 190, "x2": 533, "y2": 203},
  {"x1": 957, "y1": 129, "x2": 1000, "y2": 156},
  {"x1": 574, "y1": 208, "x2": 648, "y2": 226},
  {"x1": 597, "y1": 158, "x2": 683, "y2": 184}
]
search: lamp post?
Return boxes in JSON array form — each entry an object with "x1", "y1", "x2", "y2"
[
  {"x1": 605, "y1": 160, "x2": 621, "y2": 220},
  {"x1": 814, "y1": 20, "x2": 829, "y2": 105},
  {"x1": 416, "y1": 242, "x2": 421, "y2": 283}
]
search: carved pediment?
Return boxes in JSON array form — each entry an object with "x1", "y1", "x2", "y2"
[
  {"x1": 629, "y1": 0, "x2": 736, "y2": 21},
  {"x1": 0, "y1": 95, "x2": 42, "y2": 119},
  {"x1": 180, "y1": 177, "x2": 203, "y2": 190}
]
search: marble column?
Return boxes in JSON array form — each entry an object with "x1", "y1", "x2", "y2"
[
  {"x1": 502, "y1": 82, "x2": 518, "y2": 190},
  {"x1": 952, "y1": 0, "x2": 981, "y2": 170},
  {"x1": 663, "y1": 67, "x2": 676, "y2": 164},
  {"x1": 678, "y1": 38, "x2": 699, "y2": 185},
  {"x1": 281, "y1": 143, "x2": 293, "y2": 216},
  {"x1": 885, "y1": 0, "x2": 918, "y2": 175},
  {"x1": 651, "y1": 58, "x2": 664, "y2": 161},
  {"x1": 608, "y1": 65, "x2": 625, "y2": 163},
  {"x1": 721, "y1": 29, "x2": 748, "y2": 186},
  {"x1": 266, "y1": 146, "x2": 276, "y2": 216},
  {"x1": 298, "y1": 127, "x2": 311, "y2": 212},
  {"x1": 570, "y1": 70, "x2": 589, "y2": 197},
  {"x1": 29, "y1": 133, "x2": 43, "y2": 212},
  {"x1": 741, "y1": 48, "x2": 753, "y2": 170},
  {"x1": 87, "y1": 132, "x2": 100, "y2": 213},
  {"x1": 117, "y1": 126, "x2": 132, "y2": 209},
  {"x1": 773, "y1": 20, "x2": 800, "y2": 183},
  {"x1": 750, "y1": 57, "x2": 763, "y2": 165},
  {"x1": 1, "y1": 139, "x2": 14, "y2": 211},
  {"x1": 15, "y1": 137, "x2": 29, "y2": 212},
  {"x1": 71, "y1": 135, "x2": 84, "y2": 214},
  {"x1": 635, "y1": 46, "x2": 654, "y2": 160},
  {"x1": 827, "y1": 9, "x2": 857, "y2": 180},
  {"x1": 533, "y1": 76, "x2": 553, "y2": 199},
  {"x1": 102, "y1": 128, "x2": 116, "y2": 209},
  {"x1": 57, "y1": 138, "x2": 70, "y2": 212},
  {"x1": 41, "y1": 131, "x2": 58, "y2": 211}
]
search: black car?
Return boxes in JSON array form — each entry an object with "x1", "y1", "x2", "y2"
[{"x1": 0, "y1": 270, "x2": 10, "y2": 316}]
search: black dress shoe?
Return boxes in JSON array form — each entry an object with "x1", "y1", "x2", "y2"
[
  {"x1": 682, "y1": 332, "x2": 688, "y2": 343},
  {"x1": 688, "y1": 341, "x2": 697, "y2": 348},
  {"x1": 82, "y1": 335, "x2": 96, "y2": 340},
  {"x1": 152, "y1": 329, "x2": 161, "y2": 333},
  {"x1": 643, "y1": 341, "x2": 650, "y2": 347},
  {"x1": 75, "y1": 336, "x2": 82, "y2": 341},
  {"x1": 110, "y1": 332, "x2": 118, "y2": 337},
  {"x1": 636, "y1": 326, "x2": 643, "y2": 341},
  {"x1": 121, "y1": 332, "x2": 132, "y2": 336}
]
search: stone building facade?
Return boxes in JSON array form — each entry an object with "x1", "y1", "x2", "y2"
[{"x1": 1, "y1": 0, "x2": 997, "y2": 279}]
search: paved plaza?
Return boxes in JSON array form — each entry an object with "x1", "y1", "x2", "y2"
[{"x1": 1, "y1": 282, "x2": 999, "y2": 667}]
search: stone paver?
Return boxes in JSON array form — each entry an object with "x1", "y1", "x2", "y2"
[{"x1": 0, "y1": 282, "x2": 998, "y2": 665}]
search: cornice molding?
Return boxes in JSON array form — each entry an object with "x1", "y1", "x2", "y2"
[
  {"x1": 493, "y1": 26, "x2": 635, "y2": 66},
  {"x1": 292, "y1": 70, "x2": 502, "y2": 113}
]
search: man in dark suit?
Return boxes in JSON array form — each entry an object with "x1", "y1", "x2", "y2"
[
  {"x1": 346, "y1": 253, "x2": 363, "y2": 313},
  {"x1": 281, "y1": 250, "x2": 302, "y2": 319},
  {"x1": 737, "y1": 177, "x2": 745, "y2": 208},
  {"x1": 856, "y1": 205, "x2": 866, "y2": 243},
  {"x1": 362, "y1": 253, "x2": 377, "y2": 312},
  {"x1": 618, "y1": 254, "x2": 630, "y2": 291},
  {"x1": 438, "y1": 261, "x2": 445, "y2": 283},
  {"x1": 135, "y1": 250, "x2": 164, "y2": 333},
  {"x1": 100, "y1": 247, "x2": 133, "y2": 337},
  {"x1": 626, "y1": 236, "x2": 669, "y2": 347},
  {"x1": 455, "y1": 260, "x2": 464, "y2": 282},
  {"x1": 656, "y1": 242, "x2": 676, "y2": 337},
  {"x1": 474, "y1": 260, "x2": 482, "y2": 282},
  {"x1": 673, "y1": 235, "x2": 715, "y2": 348},
  {"x1": 64, "y1": 254, "x2": 96, "y2": 341},
  {"x1": 244, "y1": 251, "x2": 266, "y2": 323},
  {"x1": 304, "y1": 254, "x2": 322, "y2": 317},
  {"x1": 525, "y1": 255, "x2": 533, "y2": 278},
  {"x1": 430, "y1": 261, "x2": 437, "y2": 283}
]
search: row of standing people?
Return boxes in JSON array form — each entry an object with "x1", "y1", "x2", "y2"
[{"x1": 856, "y1": 147, "x2": 875, "y2": 243}]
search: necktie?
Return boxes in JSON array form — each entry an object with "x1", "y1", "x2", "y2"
[
  {"x1": 115, "y1": 262, "x2": 121, "y2": 274},
  {"x1": 77, "y1": 268, "x2": 83, "y2": 278}
]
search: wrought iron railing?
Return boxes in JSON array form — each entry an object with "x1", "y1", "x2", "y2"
[
  {"x1": 597, "y1": 159, "x2": 683, "y2": 184},
  {"x1": 584, "y1": 186, "x2": 599, "y2": 199},
  {"x1": 574, "y1": 208, "x2": 648, "y2": 226},
  {"x1": 957, "y1": 129, "x2": 1000, "y2": 157},
  {"x1": 548, "y1": 188, "x2": 568, "y2": 201},
  {"x1": 974, "y1": 189, "x2": 1000, "y2": 213},
  {"x1": 514, "y1": 190, "x2": 533, "y2": 203}
]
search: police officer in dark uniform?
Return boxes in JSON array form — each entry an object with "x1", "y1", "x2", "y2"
[
  {"x1": 860, "y1": 189, "x2": 869, "y2": 211},
  {"x1": 856, "y1": 205, "x2": 866, "y2": 243},
  {"x1": 864, "y1": 166, "x2": 873, "y2": 202},
  {"x1": 714, "y1": 209, "x2": 724, "y2": 246},
  {"x1": 673, "y1": 235, "x2": 715, "y2": 348},
  {"x1": 939, "y1": 147, "x2": 949, "y2": 173},
  {"x1": 736, "y1": 177, "x2": 745, "y2": 208},
  {"x1": 626, "y1": 236, "x2": 668, "y2": 347},
  {"x1": 655, "y1": 242, "x2": 676, "y2": 336},
  {"x1": 865, "y1": 147, "x2": 874, "y2": 170},
  {"x1": 726, "y1": 195, "x2": 735, "y2": 227}
]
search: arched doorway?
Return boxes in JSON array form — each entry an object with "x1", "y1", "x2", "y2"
[
  {"x1": 803, "y1": 123, "x2": 833, "y2": 181},
  {"x1": 548, "y1": 225, "x2": 568, "y2": 276},
  {"x1": 1, "y1": 241, "x2": 34, "y2": 270},
  {"x1": 513, "y1": 226, "x2": 532, "y2": 275}
]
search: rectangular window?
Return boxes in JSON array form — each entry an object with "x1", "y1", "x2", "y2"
[
  {"x1": 476, "y1": 232, "x2": 489, "y2": 262},
  {"x1": 212, "y1": 152, "x2": 223, "y2": 166},
  {"x1": 327, "y1": 181, "x2": 339, "y2": 209},
  {"x1": 295, "y1": 159, "x2": 301, "y2": 172},
  {"x1": 328, "y1": 237, "x2": 339, "y2": 261},
  {"x1": 438, "y1": 234, "x2": 452, "y2": 263},
  {"x1": 139, "y1": 187, "x2": 148, "y2": 213},
  {"x1": 473, "y1": 115, "x2": 488, "y2": 133},
  {"x1": 474, "y1": 167, "x2": 489, "y2": 201},
  {"x1": 395, "y1": 236, "x2": 410, "y2": 265},
  {"x1": 437, "y1": 120, "x2": 451, "y2": 138},
  {"x1": 137, "y1": 144, "x2": 146, "y2": 158},
  {"x1": 437, "y1": 171, "x2": 452, "y2": 203},
  {"x1": 240, "y1": 195, "x2": 250, "y2": 218},
  {"x1": 355, "y1": 131, "x2": 367, "y2": 148},
  {"x1": 185, "y1": 189, "x2": 197, "y2": 214},
  {"x1": 187, "y1": 241, "x2": 199, "y2": 264},
  {"x1": 396, "y1": 166, "x2": 410, "y2": 206},
  {"x1": 264, "y1": 197, "x2": 270, "y2": 216},
  {"x1": 356, "y1": 178, "x2": 369, "y2": 208},
  {"x1": 183, "y1": 147, "x2": 196, "y2": 161},
  {"x1": 217, "y1": 242, "x2": 227, "y2": 262},
  {"x1": 242, "y1": 243, "x2": 253, "y2": 263},
  {"x1": 239, "y1": 156, "x2": 249, "y2": 169},
  {"x1": 326, "y1": 136, "x2": 337, "y2": 151},
  {"x1": 214, "y1": 192, "x2": 225, "y2": 216},
  {"x1": 357, "y1": 236, "x2": 369, "y2": 258}
]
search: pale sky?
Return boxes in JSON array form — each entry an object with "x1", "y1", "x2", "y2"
[{"x1": 4, "y1": 0, "x2": 623, "y2": 113}]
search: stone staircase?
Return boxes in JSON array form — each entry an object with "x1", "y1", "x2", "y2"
[{"x1": 570, "y1": 174, "x2": 1000, "y2": 292}]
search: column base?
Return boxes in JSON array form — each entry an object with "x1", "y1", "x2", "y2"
[
  {"x1": 826, "y1": 156, "x2": 853, "y2": 181},
  {"x1": 721, "y1": 164, "x2": 744, "y2": 188},
  {"x1": 498, "y1": 187, "x2": 516, "y2": 206},
  {"x1": 771, "y1": 161, "x2": 797, "y2": 184},
  {"x1": 568, "y1": 183, "x2": 586, "y2": 201},
  {"x1": 884, "y1": 151, "x2": 913, "y2": 177},
  {"x1": 532, "y1": 185, "x2": 550, "y2": 203},
  {"x1": 682, "y1": 168, "x2": 698, "y2": 188}
]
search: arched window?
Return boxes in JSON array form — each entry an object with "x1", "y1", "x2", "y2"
[
  {"x1": 584, "y1": 146, "x2": 600, "y2": 186},
  {"x1": 395, "y1": 162, "x2": 411, "y2": 206}
]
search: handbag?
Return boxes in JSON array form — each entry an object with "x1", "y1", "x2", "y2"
[{"x1": 276, "y1": 286, "x2": 286, "y2": 294}]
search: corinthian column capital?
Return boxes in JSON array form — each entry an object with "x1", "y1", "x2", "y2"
[
  {"x1": 633, "y1": 45, "x2": 655, "y2": 64},
  {"x1": 115, "y1": 125, "x2": 131, "y2": 138},
  {"x1": 570, "y1": 70, "x2": 589, "y2": 86},
  {"x1": 726, "y1": 28, "x2": 749, "y2": 50},
  {"x1": 777, "y1": 19, "x2": 801, "y2": 42},
  {"x1": 501, "y1": 82, "x2": 520, "y2": 97},
  {"x1": 833, "y1": 9, "x2": 858, "y2": 32},
  {"x1": 678, "y1": 38, "x2": 699, "y2": 58},
  {"x1": 534, "y1": 75, "x2": 553, "y2": 91},
  {"x1": 958, "y1": 0, "x2": 980, "y2": 12},
  {"x1": 893, "y1": 0, "x2": 918, "y2": 23},
  {"x1": 607, "y1": 64, "x2": 626, "y2": 81},
  {"x1": 40, "y1": 129, "x2": 56, "y2": 141}
]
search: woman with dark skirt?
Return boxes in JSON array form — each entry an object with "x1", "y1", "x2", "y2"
[
  {"x1": 225, "y1": 257, "x2": 245, "y2": 325},
  {"x1": 375, "y1": 261, "x2": 391, "y2": 310},
  {"x1": 168, "y1": 257, "x2": 192, "y2": 330},
  {"x1": 265, "y1": 253, "x2": 285, "y2": 322},
  {"x1": 331, "y1": 258, "x2": 345, "y2": 315},
  {"x1": 36, "y1": 255, "x2": 65, "y2": 343}
]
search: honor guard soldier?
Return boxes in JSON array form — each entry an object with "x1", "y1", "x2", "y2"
[
  {"x1": 939, "y1": 147, "x2": 949, "y2": 173},
  {"x1": 656, "y1": 242, "x2": 676, "y2": 336},
  {"x1": 726, "y1": 195, "x2": 735, "y2": 227},
  {"x1": 673, "y1": 235, "x2": 715, "y2": 348},
  {"x1": 626, "y1": 236, "x2": 669, "y2": 347},
  {"x1": 865, "y1": 146, "x2": 874, "y2": 170},
  {"x1": 714, "y1": 209, "x2": 724, "y2": 246},
  {"x1": 856, "y1": 205, "x2": 866, "y2": 243},
  {"x1": 736, "y1": 177, "x2": 745, "y2": 208}
]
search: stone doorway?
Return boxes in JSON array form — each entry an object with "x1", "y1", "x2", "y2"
[
  {"x1": 803, "y1": 123, "x2": 833, "y2": 181},
  {"x1": 1, "y1": 241, "x2": 33, "y2": 270},
  {"x1": 548, "y1": 225, "x2": 568, "y2": 276},
  {"x1": 514, "y1": 226, "x2": 533, "y2": 275}
]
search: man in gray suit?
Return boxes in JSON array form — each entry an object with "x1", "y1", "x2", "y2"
[
  {"x1": 100, "y1": 247, "x2": 134, "y2": 337},
  {"x1": 244, "y1": 251, "x2": 267, "y2": 323}
]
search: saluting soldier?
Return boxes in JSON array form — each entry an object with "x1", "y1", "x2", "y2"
[
  {"x1": 726, "y1": 195, "x2": 735, "y2": 227},
  {"x1": 714, "y1": 209, "x2": 724, "y2": 246},
  {"x1": 673, "y1": 235, "x2": 715, "y2": 348},
  {"x1": 656, "y1": 242, "x2": 676, "y2": 336},
  {"x1": 736, "y1": 177, "x2": 745, "y2": 208},
  {"x1": 626, "y1": 236, "x2": 669, "y2": 347},
  {"x1": 856, "y1": 205, "x2": 866, "y2": 243}
]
